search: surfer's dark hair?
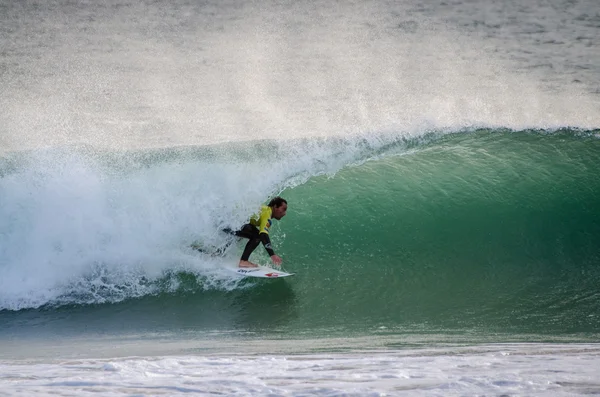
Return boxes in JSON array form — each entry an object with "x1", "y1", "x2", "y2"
[{"x1": 268, "y1": 197, "x2": 287, "y2": 208}]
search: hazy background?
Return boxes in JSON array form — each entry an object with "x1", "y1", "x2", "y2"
[{"x1": 1, "y1": 0, "x2": 599, "y2": 151}]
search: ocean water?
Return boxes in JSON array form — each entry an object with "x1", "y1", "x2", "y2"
[{"x1": 1, "y1": 0, "x2": 600, "y2": 395}]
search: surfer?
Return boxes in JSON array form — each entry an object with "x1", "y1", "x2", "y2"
[{"x1": 223, "y1": 197, "x2": 288, "y2": 268}]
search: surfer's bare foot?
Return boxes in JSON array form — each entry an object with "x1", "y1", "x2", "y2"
[{"x1": 239, "y1": 260, "x2": 259, "y2": 268}]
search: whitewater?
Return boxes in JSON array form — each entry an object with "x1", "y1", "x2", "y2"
[{"x1": 1, "y1": 0, "x2": 600, "y2": 395}]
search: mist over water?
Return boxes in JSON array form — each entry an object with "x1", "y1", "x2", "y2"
[{"x1": 1, "y1": 0, "x2": 599, "y2": 151}]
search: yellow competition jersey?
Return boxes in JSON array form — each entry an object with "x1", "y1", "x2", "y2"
[{"x1": 249, "y1": 205, "x2": 273, "y2": 234}]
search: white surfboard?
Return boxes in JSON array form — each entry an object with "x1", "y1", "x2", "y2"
[{"x1": 229, "y1": 265, "x2": 294, "y2": 278}]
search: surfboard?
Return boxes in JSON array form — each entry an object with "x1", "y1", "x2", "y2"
[{"x1": 229, "y1": 265, "x2": 294, "y2": 278}]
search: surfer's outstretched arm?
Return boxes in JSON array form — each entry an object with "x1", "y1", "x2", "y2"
[{"x1": 259, "y1": 232, "x2": 282, "y2": 265}]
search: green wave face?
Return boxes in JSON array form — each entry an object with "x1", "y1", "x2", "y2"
[
  {"x1": 276, "y1": 130, "x2": 600, "y2": 335},
  {"x1": 1, "y1": 130, "x2": 599, "y2": 341}
]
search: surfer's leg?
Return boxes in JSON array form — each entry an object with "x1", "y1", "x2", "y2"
[
  {"x1": 240, "y1": 238, "x2": 260, "y2": 260},
  {"x1": 223, "y1": 224, "x2": 255, "y2": 239},
  {"x1": 212, "y1": 225, "x2": 247, "y2": 257},
  {"x1": 222, "y1": 225, "x2": 260, "y2": 267},
  {"x1": 238, "y1": 225, "x2": 260, "y2": 267},
  {"x1": 194, "y1": 225, "x2": 254, "y2": 255}
]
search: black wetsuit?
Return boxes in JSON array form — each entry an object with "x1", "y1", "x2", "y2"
[{"x1": 224, "y1": 205, "x2": 275, "y2": 261}]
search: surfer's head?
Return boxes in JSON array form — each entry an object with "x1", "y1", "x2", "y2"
[{"x1": 269, "y1": 197, "x2": 288, "y2": 220}]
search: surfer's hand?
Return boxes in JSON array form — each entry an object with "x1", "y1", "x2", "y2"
[{"x1": 271, "y1": 255, "x2": 282, "y2": 266}]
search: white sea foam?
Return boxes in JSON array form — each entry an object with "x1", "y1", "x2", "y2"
[
  {"x1": 1, "y1": 344, "x2": 599, "y2": 396},
  {"x1": 0, "y1": 134, "x2": 384, "y2": 310}
]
